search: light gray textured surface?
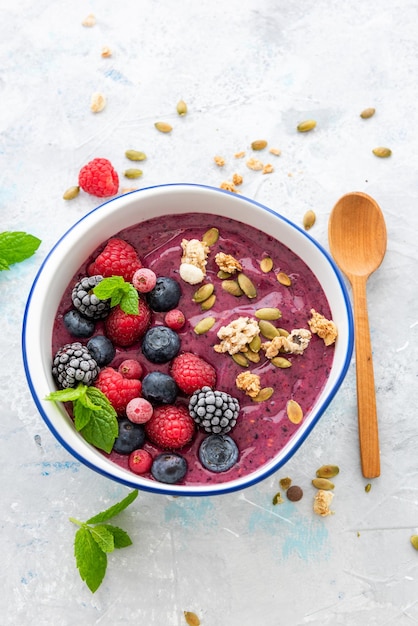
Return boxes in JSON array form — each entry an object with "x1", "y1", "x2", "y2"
[{"x1": 1, "y1": 0, "x2": 418, "y2": 624}]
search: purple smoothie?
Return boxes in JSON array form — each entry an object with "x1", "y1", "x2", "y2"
[{"x1": 52, "y1": 212, "x2": 334, "y2": 486}]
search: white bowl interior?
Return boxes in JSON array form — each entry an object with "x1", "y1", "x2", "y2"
[{"x1": 23, "y1": 184, "x2": 353, "y2": 495}]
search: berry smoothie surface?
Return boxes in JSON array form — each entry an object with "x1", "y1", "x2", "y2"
[{"x1": 52, "y1": 212, "x2": 335, "y2": 486}]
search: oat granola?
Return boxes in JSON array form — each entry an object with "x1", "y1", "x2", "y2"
[
  {"x1": 214, "y1": 316, "x2": 260, "y2": 355},
  {"x1": 246, "y1": 157, "x2": 264, "y2": 171},
  {"x1": 215, "y1": 252, "x2": 242, "y2": 274},
  {"x1": 313, "y1": 489, "x2": 334, "y2": 516},
  {"x1": 308, "y1": 309, "x2": 338, "y2": 346},
  {"x1": 236, "y1": 371, "x2": 261, "y2": 398},
  {"x1": 261, "y1": 328, "x2": 312, "y2": 358}
]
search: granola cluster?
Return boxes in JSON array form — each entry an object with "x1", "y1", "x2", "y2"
[
  {"x1": 179, "y1": 238, "x2": 210, "y2": 285},
  {"x1": 313, "y1": 489, "x2": 334, "y2": 517},
  {"x1": 308, "y1": 309, "x2": 338, "y2": 346},
  {"x1": 215, "y1": 252, "x2": 242, "y2": 274},
  {"x1": 214, "y1": 317, "x2": 260, "y2": 355},
  {"x1": 261, "y1": 328, "x2": 312, "y2": 358},
  {"x1": 235, "y1": 371, "x2": 261, "y2": 398}
]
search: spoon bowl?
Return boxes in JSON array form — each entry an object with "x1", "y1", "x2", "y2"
[{"x1": 328, "y1": 191, "x2": 387, "y2": 478}]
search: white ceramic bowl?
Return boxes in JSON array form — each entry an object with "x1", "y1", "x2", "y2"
[{"x1": 22, "y1": 184, "x2": 353, "y2": 496}]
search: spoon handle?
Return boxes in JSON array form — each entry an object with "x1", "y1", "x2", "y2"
[{"x1": 351, "y1": 275, "x2": 381, "y2": 478}]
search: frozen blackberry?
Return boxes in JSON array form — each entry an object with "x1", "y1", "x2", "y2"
[
  {"x1": 188, "y1": 386, "x2": 240, "y2": 434},
  {"x1": 52, "y1": 342, "x2": 99, "y2": 389},
  {"x1": 71, "y1": 275, "x2": 111, "y2": 320}
]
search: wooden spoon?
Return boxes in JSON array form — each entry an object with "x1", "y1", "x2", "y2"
[{"x1": 328, "y1": 192, "x2": 387, "y2": 478}]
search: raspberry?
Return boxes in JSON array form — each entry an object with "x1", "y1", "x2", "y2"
[
  {"x1": 78, "y1": 158, "x2": 119, "y2": 197},
  {"x1": 164, "y1": 309, "x2": 185, "y2": 331},
  {"x1": 171, "y1": 352, "x2": 216, "y2": 395},
  {"x1": 129, "y1": 449, "x2": 153, "y2": 474},
  {"x1": 118, "y1": 359, "x2": 143, "y2": 379},
  {"x1": 126, "y1": 397, "x2": 153, "y2": 424},
  {"x1": 88, "y1": 238, "x2": 142, "y2": 283},
  {"x1": 132, "y1": 268, "x2": 157, "y2": 293},
  {"x1": 94, "y1": 367, "x2": 142, "y2": 415},
  {"x1": 145, "y1": 405, "x2": 195, "y2": 450},
  {"x1": 105, "y1": 300, "x2": 151, "y2": 347}
]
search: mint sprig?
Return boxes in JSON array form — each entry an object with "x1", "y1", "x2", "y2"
[
  {"x1": 45, "y1": 384, "x2": 118, "y2": 453},
  {"x1": 0, "y1": 231, "x2": 41, "y2": 270},
  {"x1": 70, "y1": 490, "x2": 138, "y2": 593},
  {"x1": 93, "y1": 276, "x2": 139, "y2": 314}
]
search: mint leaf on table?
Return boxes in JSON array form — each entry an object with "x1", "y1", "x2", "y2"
[
  {"x1": 93, "y1": 276, "x2": 139, "y2": 314},
  {"x1": 70, "y1": 490, "x2": 138, "y2": 593},
  {"x1": 45, "y1": 384, "x2": 118, "y2": 453},
  {"x1": 0, "y1": 231, "x2": 41, "y2": 270}
]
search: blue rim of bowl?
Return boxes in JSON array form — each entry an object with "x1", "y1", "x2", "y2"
[{"x1": 22, "y1": 183, "x2": 354, "y2": 496}]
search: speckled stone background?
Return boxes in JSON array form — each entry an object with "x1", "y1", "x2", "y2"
[{"x1": 1, "y1": 0, "x2": 418, "y2": 624}]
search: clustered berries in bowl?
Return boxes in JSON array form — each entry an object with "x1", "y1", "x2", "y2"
[{"x1": 23, "y1": 184, "x2": 353, "y2": 496}]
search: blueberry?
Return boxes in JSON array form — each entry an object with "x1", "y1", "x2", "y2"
[
  {"x1": 198, "y1": 434, "x2": 239, "y2": 472},
  {"x1": 141, "y1": 325, "x2": 181, "y2": 364},
  {"x1": 87, "y1": 335, "x2": 116, "y2": 367},
  {"x1": 64, "y1": 309, "x2": 95, "y2": 338},
  {"x1": 142, "y1": 371, "x2": 178, "y2": 405},
  {"x1": 113, "y1": 419, "x2": 145, "y2": 454},
  {"x1": 151, "y1": 453, "x2": 188, "y2": 484},
  {"x1": 146, "y1": 277, "x2": 181, "y2": 312}
]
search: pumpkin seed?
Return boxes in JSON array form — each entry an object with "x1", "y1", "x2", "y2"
[
  {"x1": 277, "y1": 271, "x2": 292, "y2": 286},
  {"x1": 316, "y1": 465, "x2": 340, "y2": 479},
  {"x1": 184, "y1": 612, "x2": 200, "y2": 626},
  {"x1": 279, "y1": 477, "x2": 292, "y2": 490},
  {"x1": 365, "y1": 483, "x2": 372, "y2": 493},
  {"x1": 258, "y1": 319, "x2": 280, "y2": 339},
  {"x1": 260, "y1": 256, "x2": 274, "y2": 273},
  {"x1": 312, "y1": 478, "x2": 335, "y2": 490},
  {"x1": 193, "y1": 316, "x2": 215, "y2": 335},
  {"x1": 249, "y1": 335, "x2": 261, "y2": 352},
  {"x1": 255, "y1": 307, "x2": 282, "y2": 321},
  {"x1": 193, "y1": 283, "x2": 214, "y2": 303},
  {"x1": 372, "y1": 146, "x2": 391, "y2": 158},
  {"x1": 272, "y1": 492, "x2": 284, "y2": 505},
  {"x1": 278, "y1": 327, "x2": 290, "y2": 337},
  {"x1": 271, "y1": 356, "x2": 292, "y2": 368},
  {"x1": 124, "y1": 168, "x2": 143, "y2": 179},
  {"x1": 201, "y1": 294, "x2": 216, "y2": 311},
  {"x1": 63, "y1": 185, "x2": 80, "y2": 200},
  {"x1": 202, "y1": 227, "x2": 219, "y2": 246},
  {"x1": 237, "y1": 273, "x2": 257, "y2": 298},
  {"x1": 246, "y1": 349, "x2": 260, "y2": 363},
  {"x1": 125, "y1": 149, "x2": 147, "y2": 161},
  {"x1": 232, "y1": 353, "x2": 249, "y2": 367},
  {"x1": 222, "y1": 279, "x2": 243, "y2": 297},
  {"x1": 251, "y1": 139, "x2": 267, "y2": 151},
  {"x1": 410, "y1": 535, "x2": 418, "y2": 550},
  {"x1": 176, "y1": 99, "x2": 188, "y2": 116},
  {"x1": 297, "y1": 119, "x2": 317, "y2": 132},
  {"x1": 154, "y1": 121, "x2": 172, "y2": 133},
  {"x1": 303, "y1": 209, "x2": 316, "y2": 230},
  {"x1": 286, "y1": 399, "x2": 303, "y2": 424},
  {"x1": 217, "y1": 270, "x2": 231, "y2": 279},
  {"x1": 252, "y1": 387, "x2": 274, "y2": 402},
  {"x1": 360, "y1": 107, "x2": 375, "y2": 119}
]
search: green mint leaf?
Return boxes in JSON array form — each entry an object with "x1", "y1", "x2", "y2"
[
  {"x1": 93, "y1": 276, "x2": 139, "y2": 314},
  {"x1": 89, "y1": 524, "x2": 115, "y2": 553},
  {"x1": 45, "y1": 385, "x2": 87, "y2": 404},
  {"x1": 119, "y1": 287, "x2": 139, "y2": 315},
  {"x1": 0, "y1": 231, "x2": 41, "y2": 269},
  {"x1": 101, "y1": 524, "x2": 133, "y2": 549},
  {"x1": 79, "y1": 402, "x2": 118, "y2": 453},
  {"x1": 86, "y1": 489, "x2": 138, "y2": 524},
  {"x1": 74, "y1": 526, "x2": 108, "y2": 593},
  {"x1": 73, "y1": 401, "x2": 92, "y2": 431}
]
